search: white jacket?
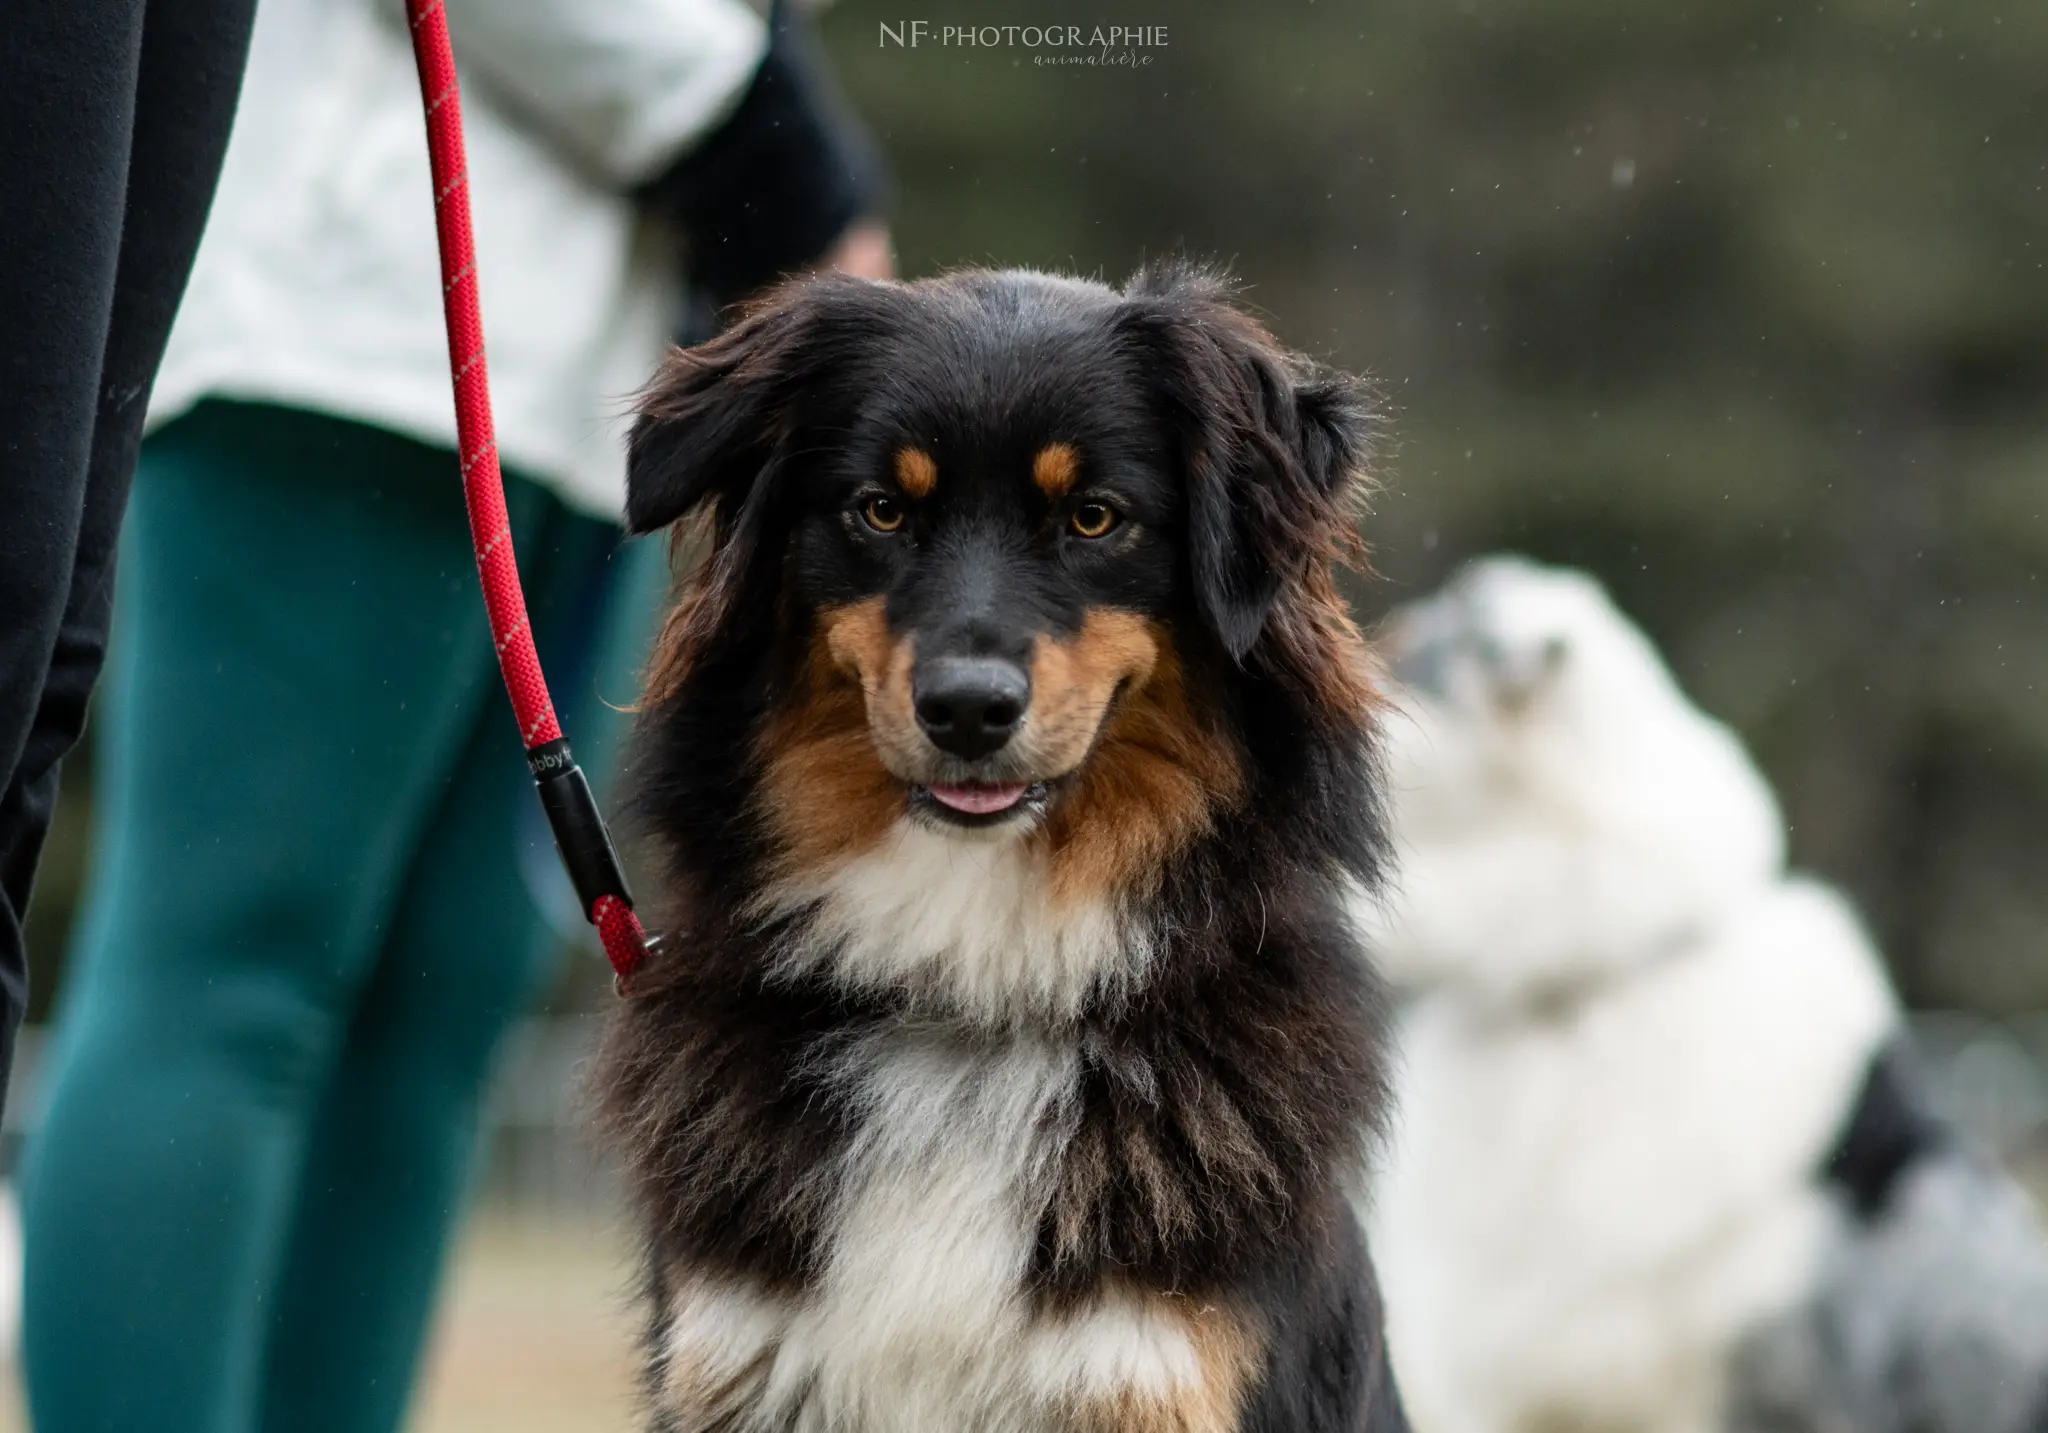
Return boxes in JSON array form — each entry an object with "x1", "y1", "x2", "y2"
[{"x1": 148, "y1": 0, "x2": 770, "y2": 518}]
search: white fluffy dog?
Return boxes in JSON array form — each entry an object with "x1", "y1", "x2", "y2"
[{"x1": 1361, "y1": 555, "x2": 2048, "y2": 1433}]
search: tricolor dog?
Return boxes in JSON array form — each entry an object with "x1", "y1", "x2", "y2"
[{"x1": 592, "y1": 263, "x2": 1410, "y2": 1433}]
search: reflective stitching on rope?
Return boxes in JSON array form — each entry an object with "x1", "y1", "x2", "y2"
[
  {"x1": 475, "y1": 521, "x2": 509, "y2": 565},
  {"x1": 493, "y1": 612, "x2": 528, "y2": 655}
]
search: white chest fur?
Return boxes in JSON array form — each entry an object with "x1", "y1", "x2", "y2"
[
  {"x1": 754, "y1": 816, "x2": 1152, "y2": 1024},
  {"x1": 661, "y1": 1027, "x2": 1213, "y2": 1432}
]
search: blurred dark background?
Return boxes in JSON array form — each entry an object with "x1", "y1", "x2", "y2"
[{"x1": 23, "y1": 0, "x2": 2048, "y2": 1018}]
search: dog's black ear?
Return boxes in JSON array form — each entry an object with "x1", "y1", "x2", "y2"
[
  {"x1": 625, "y1": 273, "x2": 886, "y2": 536},
  {"x1": 1118, "y1": 262, "x2": 1378, "y2": 660}
]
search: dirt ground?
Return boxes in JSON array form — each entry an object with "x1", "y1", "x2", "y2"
[
  {"x1": 0, "y1": 1211, "x2": 644, "y2": 1433},
  {"x1": 405, "y1": 1214, "x2": 644, "y2": 1433}
]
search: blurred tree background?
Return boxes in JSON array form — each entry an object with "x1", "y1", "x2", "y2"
[{"x1": 22, "y1": 0, "x2": 2047, "y2": 1018}]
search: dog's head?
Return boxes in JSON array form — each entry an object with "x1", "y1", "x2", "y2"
[
  {"x1": 1379, "y1": 555, "x2": 1780, "y2": 841},
  {"x1": 626, "y1": 263, "x2": 1381, "y2": 932},
  {"x1": 1364, "y1": 556, "x2": 1786, "y2": 995}
]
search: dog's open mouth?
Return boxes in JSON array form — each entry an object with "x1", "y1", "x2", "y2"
[{"x1": 910, "y1": 780, "x2": 1051, "y2": 829}]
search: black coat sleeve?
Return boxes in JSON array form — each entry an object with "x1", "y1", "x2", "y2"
[{"x1": 636, "y1": 0, "x2": 887, "y2": 311}]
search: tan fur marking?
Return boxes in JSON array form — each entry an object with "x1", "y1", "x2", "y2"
[
  {"x1": 637, "y1": 515, "x2": 719, "y2": 707},
  {"x1": 1069, "y1": 1297, "x2": 1263, "y2": 1433},
  {"x1": 754, "y1": 598, "x2": 906, "y2": 878},
  {"x1": 656, "y1": 1271, "x2": 792, "y2": 1428},
  {"x1": 1034, "y1": 442, "x2": 1081, "y2": 500},
  {"x1": 823, "y1": 595, "x2": 935, "y2": 784},
  {"x1": 1021, "y1": 611, "x2": 1162, "y2": 778},
  {"x1": 1285, "y1": 567, "x2": 1380, "y2": 720},
  {"x1": 1028, "y1": 617, "x2": 1244, "y2": 906},
  {"x1": 660, "y1": 1346, "x2": 774, "y2": 1428},
  {"x1": 895, "y1": 446, "x2": 939, "y2": 498}
]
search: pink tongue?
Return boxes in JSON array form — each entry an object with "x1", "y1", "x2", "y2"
[{"x1": 928, "y1": 782, "x2": 1028, "y2": 815}]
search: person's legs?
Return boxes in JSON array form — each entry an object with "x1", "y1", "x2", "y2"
[
  {"x1": 0, "y1": 0, "x2": 255, "y2": 1107},
  {"x1": 254, "y1": 516, "x2": 666, "y2": 1433},
  {"x1": 19, "y1": 401, "x2": 550, "y2": 1432}
]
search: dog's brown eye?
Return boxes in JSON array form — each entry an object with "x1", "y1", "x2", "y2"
[
  {"x1": 862, "y1": 496, "x2": 905, "y2": 533},
  {"x1": 1070, "y1": 502, "x2": 1120, "y2": 539}
]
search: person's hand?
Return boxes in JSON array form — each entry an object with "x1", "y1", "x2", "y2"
[{"x1": 821, "y1": 218, "x2": 894, "y2": 280}]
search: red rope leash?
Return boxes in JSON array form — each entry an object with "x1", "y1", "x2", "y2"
[{"x1": 404, "y1": 0, "x2": 650, "y2": 989}]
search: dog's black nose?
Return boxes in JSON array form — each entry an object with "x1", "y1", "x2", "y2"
[{"x1": 913, "y1": 656, "x2": 1030, "y2": 760}]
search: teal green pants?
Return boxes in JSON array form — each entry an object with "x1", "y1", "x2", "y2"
[{"x1": 20, "y1": 400, "x2": 664, "y2": 1433}]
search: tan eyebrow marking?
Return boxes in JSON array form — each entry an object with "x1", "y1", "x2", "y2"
[
  {"x1": 894, "y1": 447, "x2": 938, "y2": 498},
  {"x1": 1032, "y1": 442, "x2": 1080, "y2": 500}
]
